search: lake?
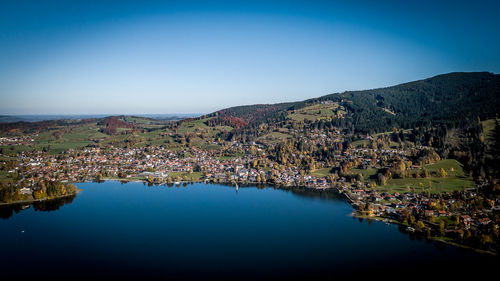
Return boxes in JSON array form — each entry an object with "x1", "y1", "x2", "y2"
[{"x1": 0, "y1": 181, "x2": 497, "y2": 280}]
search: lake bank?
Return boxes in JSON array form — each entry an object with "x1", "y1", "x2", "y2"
[{"x1": 0, "y1": 189, "x2": 81, "y2": 207}]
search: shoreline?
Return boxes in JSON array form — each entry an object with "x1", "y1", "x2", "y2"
[
  {"x1": 0, "y1": 189, "x2": 81, "y2": 207},
  {"x1": 351, "y1": 210, "x2": 497, "y2": 256}
]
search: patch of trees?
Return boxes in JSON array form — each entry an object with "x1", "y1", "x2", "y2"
[
  {"x1": 98, "y1": 116, "x2": 135, "y2": 135},
  {"x1": 32, "y1": 181, "x2": 77, "y2": 199}
]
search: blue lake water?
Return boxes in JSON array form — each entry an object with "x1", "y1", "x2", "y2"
[{"x1": 0, "y1": 181, "x2": 497, "y2": 280}]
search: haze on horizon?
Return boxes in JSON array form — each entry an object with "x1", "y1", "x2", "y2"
[{"x1": 1, "y1": 0, "x2": 499, "y2": 115}]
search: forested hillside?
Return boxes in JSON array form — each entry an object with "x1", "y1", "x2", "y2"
[
  {"x1": 209, "y1": 72, "x2": 500, "y2": 136},
  {"x1": 316, "y1": 72, "x2": 500, "y2": 134}
]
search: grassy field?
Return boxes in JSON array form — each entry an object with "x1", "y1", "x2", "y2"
[
  {"x1": 29, "y1": 123, "x2": 108, "y2": 154},
  {"x1": 371, "y1": 159, "x2": 473, "y2": 194},
  {"x1": 177, "y1": 117, "x2": 232, "y2": 135},
  {"x1": 482, "y1": 119, "x2": 497, "y2": 141},
  {"x1": 351, "y1": 168, "x2": 378, "y2": 179},
  {"x1": 173, "y1": 117, "x2": 232, "y2": 147},
  {"x1": 351, "y1": 139, "x2": 370, "y2": 147},
  {"x1": 123, "y1": 116, "x2": 160, "y2": 125},
  {"x1": 310, "y1": 167, "x2": 332, "y2": 177},
  {"x1": 177, "y1": 118, "x2": 211, "y2": 134},
  {"x1": 425, "y1": 159, "x2": 468, "y2": 177},
  {"x1": 287, "y1": 103, "x2": 344, "y2": 122},
  {"x1": 0, "y1": 145, "x2": 35, "y2": 156},
  {"x1": 257, "y1": 131, "x2": 293, "y2": 144},
  {"x1": 375, "y1": 177, "x2": 473, "y2": 194},
  {"x1": 218, "y1": 152, "x2": 245, "y2": 160},
  {"x1": 201, "y1": 144, "x2": 222, "y2": 151}
]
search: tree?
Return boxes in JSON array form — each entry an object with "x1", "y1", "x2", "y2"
[
  {"x1": 420, "y1": 168, "x2": 430, "y2": 178},
  {"x1": 493, "y1": 225, "x2": 499, "y2": 238},
  {"x1": 416, "y1": 221, "x2": 425, "y2": 230},
  {"x1": 437, "y1": 168, "x2": 448, "y2": 178},
  {"x1": 377, "y1": 173, "x2": 387, "y2": 186},
  {"x1": 1, "y1": 188, "x2": 10, "y2": 202},
  {"x1": 439, "y1": 221, "x2": 445, "y2": 236}
]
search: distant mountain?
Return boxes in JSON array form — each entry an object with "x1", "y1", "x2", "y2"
[
  {"x1": 0, "y1": 115, "x2": 110, "y2": 124},
  {"x1": 0, "y1": 114, "x2": 200, "y2": 124}
]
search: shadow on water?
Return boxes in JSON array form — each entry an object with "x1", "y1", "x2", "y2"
[
  {"x1": 0, "y1": 194, "x2": 77, "y2": 219},
  {"x1": 217, "y1": 182, "x2": 346, "y2": 202},
  {"x1": 135, "y1": 180, "x2": 346, "y2": 202}
]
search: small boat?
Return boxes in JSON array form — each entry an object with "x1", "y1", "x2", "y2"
[{"x1": 406, "y1": 227, "x2": 416, "y2": 232}]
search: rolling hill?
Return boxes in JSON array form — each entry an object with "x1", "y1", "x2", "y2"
[{"x1": 205, "y1": 72, "x2": 500, "y2": 136}]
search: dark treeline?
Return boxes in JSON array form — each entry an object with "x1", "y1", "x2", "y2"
[
  {"x1": 0, "y1": 194, "x2": 77, "y2": 219},
  {"x1": 317, "y1": 72, "x2": 500, "y2": 134},
  {"x1": 97, "y1": 116, "x2": 135, "y2": 135}
]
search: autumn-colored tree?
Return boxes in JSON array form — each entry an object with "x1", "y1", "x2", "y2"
[
  {"x1": 416, "y1": 221, "x2": 425, "y2": 230},
  {"x1": 439, "y1": 221, "x2": 445, "y2": 236},
  {"x1": 437, "y1": 168, "x2": 448, "y2": 178}
]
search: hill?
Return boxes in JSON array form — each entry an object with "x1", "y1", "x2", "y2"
[{"x1": 206, "y1": 72, "x2": 500, "y2": 137}]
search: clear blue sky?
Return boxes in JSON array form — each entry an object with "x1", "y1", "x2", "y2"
[{"x1": 1, "y1": 0, "x2": 499, "y2": 115}]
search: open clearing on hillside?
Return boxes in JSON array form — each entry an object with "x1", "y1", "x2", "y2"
[
  {"x1": 310, "y1": 168, "x2": 332, "y2": 177},
  {"x1": 308, "y1": 160, "x2": 472, "y2": 195},
  {"x1": 371, "y1": 159, "x2": 473, "y2": 194},
  {"x1": 287, "y1": 103, "x2": 345, "y2": 122},
  {"x1": 482, "y1": 119, "x2": 497, "y2": 141},
  {"x1": 257, "y1": 131, "x2": 293, "y2": 145}
]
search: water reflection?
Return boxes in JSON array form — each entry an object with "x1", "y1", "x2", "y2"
[
  {"x1": 280, "y1": 185, "x2": 344, "y2": 201},
  {"x1": 219, "y1": 182, "x2": 346, "y2": 202},
  {"x1": 0, "y1": 194, "x2": 77, "y2": 219},
  {"x1": 0, "y1": 182, "x2": 345, "y2": 220}
]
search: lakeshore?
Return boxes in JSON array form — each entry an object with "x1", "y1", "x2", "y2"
[{"x1": 0, "y1": 189, "x2": 80, "y2": 207}]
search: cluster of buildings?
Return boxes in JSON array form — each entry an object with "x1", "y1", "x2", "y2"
[
  {"x1": 0, "y1": 135, "x2": 36, "y2": 146},
  {"x1": 343, "y1": 184, "x2": 499, "y2": 245},
  {"x1": 9, "y1": 145, "x2": 329, "y2": 189}
]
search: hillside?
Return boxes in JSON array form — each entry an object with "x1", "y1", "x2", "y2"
[{"x1": 206, "y1": 72, "x2": 500, "y2": 136}]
